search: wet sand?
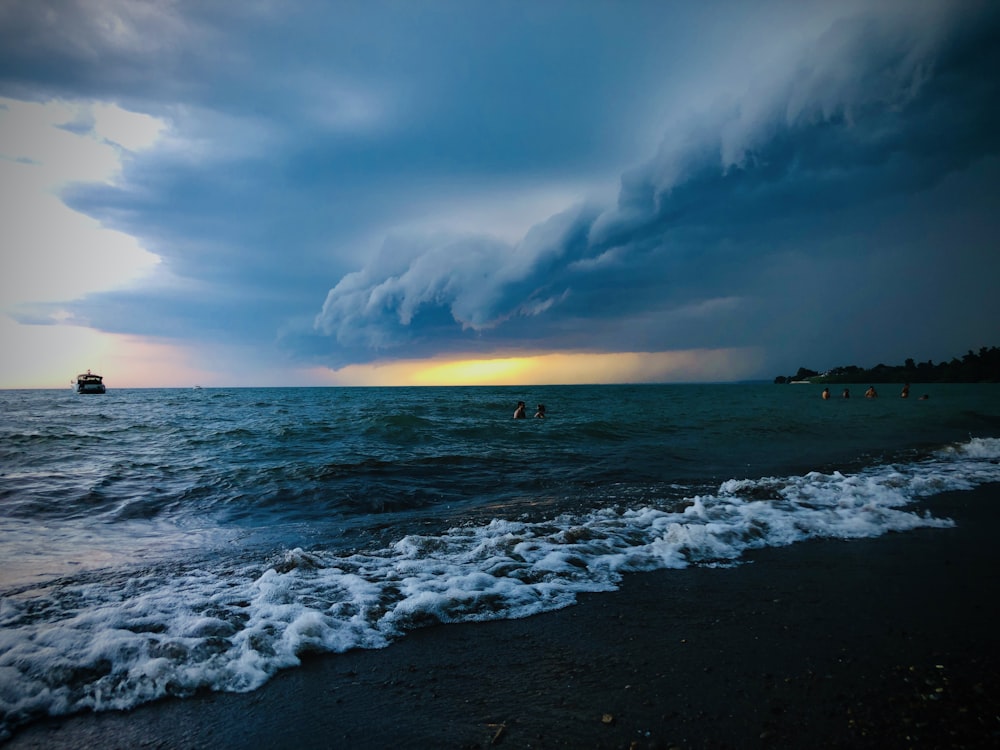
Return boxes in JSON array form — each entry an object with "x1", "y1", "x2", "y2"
[{"x1": 7, "y1": 485, "x2": 1000, "y2": 749}]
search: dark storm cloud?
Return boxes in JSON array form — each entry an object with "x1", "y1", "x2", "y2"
[
  {"x1": 4, "y1": 1, "x2": 713, "y2": 360},
  {"x1": 4, "y1": 1, "x2": 999, "y2": 377},
  {"x1": 314, "y1": 2, "x2": 1000, "y2": 370}
]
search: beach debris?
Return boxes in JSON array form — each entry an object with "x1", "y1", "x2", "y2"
[{"x1": 487, "y1": 722, "x2": 506, "y2": 745}]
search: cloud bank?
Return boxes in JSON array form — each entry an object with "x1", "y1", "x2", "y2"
[
  {"x1": 2, "y1": 0, "x2": 999, "y2": 384},
  {"x1": 312, "y1": 2, "x2": 1000, "y2": 371}
]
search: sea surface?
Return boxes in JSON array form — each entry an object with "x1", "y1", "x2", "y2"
[{"x1": 2, "y1": 383, "x2": 999, "y2": 739}]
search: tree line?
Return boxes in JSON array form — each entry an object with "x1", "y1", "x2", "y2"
[{"x1": 774, "y1": 346, "x2": 1000, "y2": 384}]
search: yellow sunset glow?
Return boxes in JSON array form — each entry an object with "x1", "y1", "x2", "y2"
[
  {"x1": 322, "y1": 348, "x2": 763, "y2": 386},
  {"x1": 412, "y1": 357, "x2": 531, "y2": 385},
  {"x1": 0, "y1": 317, "x2": 762, "y2": 389}
]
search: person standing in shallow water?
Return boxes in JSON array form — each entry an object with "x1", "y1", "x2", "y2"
[
  {"x1": 865, "y1": 386, "x2": 878, "y2": 399},
  {"x1": 513, "y1": 401, "x2": 527, "y2": 419},
  {"x1": 821, "y1": 388, "x2": 830, "y2": 400},
  {"x1": 842, "y1": 388, "x2": 851, "y2": 399},
  {"x1": 901, "y1": 383, "x2": 910, "y2": 398},
  {"x1": 534, "y1": 404, "x2": 546, "y2": 418}
]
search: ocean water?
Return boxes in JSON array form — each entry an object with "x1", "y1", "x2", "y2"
[{"x1": 2, "y1": 383, "x2": 999, "y2": 738}]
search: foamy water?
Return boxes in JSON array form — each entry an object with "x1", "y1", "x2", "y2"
[{"x1": 1, "y1": 384, "x2": 999, "y2": 738}]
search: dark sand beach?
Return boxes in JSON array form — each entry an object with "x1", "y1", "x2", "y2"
[{"x1": 7, "y1": 485, "x2": 1000, "y2": 749}]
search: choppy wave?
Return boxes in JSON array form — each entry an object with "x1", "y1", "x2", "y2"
[{"x1": 2, "y1": 436, "x2": 998, "y2": 739}]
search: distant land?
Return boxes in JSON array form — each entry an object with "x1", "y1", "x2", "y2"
[{"x1": 775, "y1": 346, "x2": 1000, "y2": 384}]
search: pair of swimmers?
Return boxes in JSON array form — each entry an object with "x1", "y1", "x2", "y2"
[
  {"x1": 898, "y1": 383, "x2": 930, "y2": 399},
  {"x1": 819, "y1": 386, "x2": 879, "y2": 398},
  {"x1": 822, "y1": 384, "x2": 928, "y2": 400},
  {"x1": 822, "y1": 388, "x2": 860, "y2": 401},
  {"x1": 821, "y1": 386, "x2": 878, "y2": 399},
  {"x1": 513, "y1": 401, "x2": 545, "y2": 419},
  {"x1": 821, "y1": 387, "x2": 852, "y2": 399}
]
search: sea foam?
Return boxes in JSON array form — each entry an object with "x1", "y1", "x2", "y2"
[{"x1": 2, "y1": 436, "x2": 999, "y2": 738}]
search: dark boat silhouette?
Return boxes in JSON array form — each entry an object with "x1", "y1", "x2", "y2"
[{"x1": 74, "y1": 370, "x2": 106, "y2": 394}]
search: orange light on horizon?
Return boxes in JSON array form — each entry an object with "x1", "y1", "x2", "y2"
[
  {"x1": 411, "y1": 357, "x2": 532, "y2": 385},
  {"x1": 322, "y1": 348, "x2": 764, "y2": 386},
  {"x1": 0, "y1": 317, "x2": 763, "y2": 389}
]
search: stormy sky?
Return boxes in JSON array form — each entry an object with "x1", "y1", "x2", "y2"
[{"x1": 2, "y1": 0, "x2": 999, "y2": 386}]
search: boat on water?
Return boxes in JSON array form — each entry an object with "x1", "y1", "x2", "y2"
[{"x1": 74, "y1": 370, "x2": 106, "y2": 394}]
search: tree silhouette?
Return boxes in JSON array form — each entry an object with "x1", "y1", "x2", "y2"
[{"x1": 775, "y1": 346, "x2": 1000, "y2": 384}]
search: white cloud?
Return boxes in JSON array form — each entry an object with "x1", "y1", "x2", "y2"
[
  {"x1": 392, "y1": 180, "x2": 609, "y2": 244},
  {"x1": 0, "y1": 98, "x2": 164, "y2": 309},
  {"x1": 92, "y1": 102, "x2": 165, "y2": 152},
  {"x1": 314, "y1": 201, "x2": 596, "y2": 345},
  {"x1": 1, "y1": 99, "x2": 119, "y2": 183}
]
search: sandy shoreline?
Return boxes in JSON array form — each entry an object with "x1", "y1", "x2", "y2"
[{"x1": 7, "y1": 484, "x2": 1000, "y2": 749}]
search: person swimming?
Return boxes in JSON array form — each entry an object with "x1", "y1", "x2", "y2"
[
  {"x1": 842, "y1": 388, "x2": 850, "y2": 399},
  {"x1": 534, "y1": 404, "x2": 546, "y2": 418},
  {"x1": 513, "y1": 401, "x2": 527, "y2": 419},
  {"x1": 865, "y1": 386, "x2": 878, "y2": 399},
  {"x1": 821, "y1": 387, "x2": 830, "y2": 400}
]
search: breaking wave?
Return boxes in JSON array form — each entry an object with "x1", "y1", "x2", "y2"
[{"x1": 2, "y1": 437, "x2": 997, "y2": 739}]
